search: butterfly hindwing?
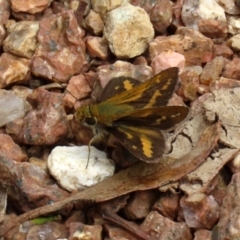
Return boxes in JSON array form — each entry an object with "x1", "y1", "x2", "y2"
[
  {"x1": 118, "y1": 106, "x2": 189, "y2": 130},
  {"x1": 107, "y1": 124, "x2": 165, "y2": 163}
]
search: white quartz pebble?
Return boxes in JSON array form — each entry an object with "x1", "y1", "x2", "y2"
[{"x1": 47, "y1": 146, "x2": 115, "y2": 191}]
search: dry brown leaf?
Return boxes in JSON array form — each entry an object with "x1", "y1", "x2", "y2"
[
  {"x1": 204, "y1": 78, "x2": 240, "y2": 148},
  {"x1": 0, "y1": 123, "x2": 220, "y2": 236},
  {"x1": 178, "y1": 77, "x2": 240, "y2": 196},
  {"x1": 180, "y1": 148, "x2": 239, "y2": 195}
]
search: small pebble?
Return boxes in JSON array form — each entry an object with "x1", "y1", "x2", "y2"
[{"x1": 48, "y1": 146, "x2": 115, "y2": 191}]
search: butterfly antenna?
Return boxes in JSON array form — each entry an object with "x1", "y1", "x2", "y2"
[{"x1": 86, "y1": 138, "x2": 94, "y2": 169}]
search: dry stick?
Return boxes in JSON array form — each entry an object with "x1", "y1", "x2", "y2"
[{"x1": 0, "y1": 123, "x2": 220, "y2": 236}]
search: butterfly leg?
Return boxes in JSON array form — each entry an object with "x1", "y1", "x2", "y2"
[{"x1": 86, "y1": 124, "x2": 109, "y2": 168}]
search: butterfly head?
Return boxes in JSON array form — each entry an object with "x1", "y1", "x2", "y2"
[{"x1": 75, "y1": 105, "x2": 97, "y2": 127}]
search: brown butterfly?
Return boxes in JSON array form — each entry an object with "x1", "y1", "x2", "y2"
[{"x1": 75, "y1": 67, "x2": 189, "y2": 165}]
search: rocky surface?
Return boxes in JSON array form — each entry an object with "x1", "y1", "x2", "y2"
[{"x1": 0, "y1": 0, "x2": 240, "y2": 239}]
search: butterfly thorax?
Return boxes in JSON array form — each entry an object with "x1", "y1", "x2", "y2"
[{"x1": 89, "y1": 102, "x2": 135, "y2": 126}]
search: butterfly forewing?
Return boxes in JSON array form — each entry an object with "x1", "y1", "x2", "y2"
[
  {"x1": 101, "y1": 67, "x2": 179, "y2": 109},
  {"x1": 107, "y1": 124, "x2": 165, "y2": 162},
  {"x1": 100, "y1": 77, "x2": 140, "y2": 102}
]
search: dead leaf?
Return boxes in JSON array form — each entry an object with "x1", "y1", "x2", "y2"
[{"x1": 0, "y1": 123, "x2": 220, "y2": 236}]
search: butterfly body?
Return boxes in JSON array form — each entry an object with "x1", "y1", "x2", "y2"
[{"x1": 75, "y1": 67, "x2": 189, "y2": 163}]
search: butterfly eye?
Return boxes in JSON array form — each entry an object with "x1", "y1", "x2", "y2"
[{"x1": 84, "y1": 117, "x2": 97, "y2": 126}]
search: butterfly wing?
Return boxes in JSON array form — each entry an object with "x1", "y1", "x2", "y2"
[
  {"x1": 107, "y1": 124, "x2": 165, "y2": 163},
  {"x1": 100, "y1": 76, "x2": 141, "y2": 102},
  {"x1": 118, "y1": 106, "x2": 189, "y2": 130},
  {"x1": 107, "y1": 106, "x2": 188, "y2": 162},
  {"x1": 101, "y1": 67, "x2": 179, "y2": 109}
]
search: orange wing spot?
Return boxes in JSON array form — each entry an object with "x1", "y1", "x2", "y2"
[
  {"x1": 161, "y1": 79, "x2": 172, "y2": 90},
  {"x1": 140, "y1": 135, "x2": 153, "y2": 158},
  {"x1": 144, "y1": 90, "x2": 161, "y2": 108},
  {"x1": 156, "y1": 116, "x2": 166, "y2": 124},
  {"x1": 118, "y1": 128, "x2": 134, "y2": 139},
  {"x1": 171, "y1": 113, "x2": 181, "y2": 118},
  {"x1": 123, "y1": 80, "x2": 134, "y2": 90}
]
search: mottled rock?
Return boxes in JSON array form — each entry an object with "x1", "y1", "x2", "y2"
[
  {"x1": 198, "y1": 19, "x2": 227, "y2": 39},
  {"x1": 141, "y1": 211, "x2": 192, "y2": 240},
  {"x1": 228, "y1": 152, "x2": 240, "y2": 173},
  {"x1": 152, "y1": 27, "x2": 213, "y2": 66},
  {"x1": 7, "y1": 88, "x2": 68, "y2": 145},
  {"x1": 228, "y1": 16, "x2": 240, "y2": 35},
  {"x1": 32, "y1": 10, "x2": 88, "y2": 83},
  {"x1": 215, "y1": 173, "x2": 240, "y2": 239},
  {"x1": 222, "y1": 58, "x2": 240, "y2": 80},
  {"x1": 5, "y1": 227, "x2": 27, "y2": 239},
  {"x1": 200, "y1": 56, "x2": 225, "y2": 85},
  {"x1": 63, "y1": 74, "x2": 91, "y2": 108},
  {"x1": 184, "y1": 65, "x2": 203, "y2": 75},
  {"x1": 69, "y1": 222, "x2": 102, "y2": 240},
  {"x1": 0, "y1": 0, "x2": 10, "y2": 44},
  {"x1": 3, "y1": 21, "x2": 39, "y2": 58},
  {"x1": 11, "y1": 10, "x2": 43, "y2": 21},
  {"x1": 228, "y1": 34, "x2": 240, "y2": 52},
  {"x1": 149, "y1": 27, "x2": 213, "y2": 66},
  {"x1": 91, "y1": 0, "x2": 123, "y2": 17},
  {"x1": 86, "y1": 36, "x2": 109, "y2": 60},
  {"x1": 198, "y1": 0, "x2": 226, "y2": 20},
  {"x1": 0, "y1": 134, "x2": 27, "y2": 162},
  {"x1": 133, "y1": 56, "x2": 148, "y2": 66},
  {"x1": 48, "y1": 146, "x2": 115, "y2": 191},
  {"x1": 10, "y1": 0, "x2": 53, "y2": 14},
  {"x1": 0, "y1": 53, "x2": 30, "y2": 88},
  {"x1": 51, "y1": 1, "x2": 68, "y2": 14},
  {"x1": 104, "y1": 3, "x2": 154, "y2": 59},
  {"x1": 11, "y1": 85, "x2": 33, "y2": 113},
  {"x1": 70, "y1": 0, "x2": 91, "y2": 17},
  {"x1": 64, "y1": 211, "x2": 86, "y2": 228},
  {"x1": 26, "y1": 222, "x2": 68, "y2": 239},
  {"x1": 0, "y1": 153, "x2": 69, "y2": 212},
  {"x1": 0, "y1": 0, "x2": 10, "y2": 24},
  {"x1": 0, "y1": 24, "x2": 6, "y2": 46},
  {"x1": 172, "y1": 0, "x2": 184, "y2": 29},
  {"x1": 29, "y1": 157, "x2": 48, "y2": 171},
  {"x1": 180, "y1": 194, "x2": 219, "y2": 229},
  {"x1": 124, "y1": 190, "x2": 157, "y2": 220},
  {"x1": 150, "y1": 0, "x2": 172, "y2": 33},
  {"x1": 97, "y1": 60, "x2": 153, "y2": 88},
  {"x1": 194, "y1": 229, "x2": 211, "y2": 240},
  {"x1": 178, "y1": 69, "x2": 199, "y2": 101},
  {"x1": 0, "y1": 90, "x2": 25, "y2": 127},
  {"x1": 209, "y1": 173, "x2": 228, "y2": 206},
  {"x1": 84, "y1": 10, "x2": 104, "y2": 35},
  {"x1": 213, "y1": 44, "x2": 233, "y2": 59},
  {"x1": 153, "y1": 192, "x2": 180, "y2": 220},
  {"x1": 151, "y1": 50, "x2": 185, "y2": 75},
  {"x1": 104, "y1": 224, "x2": 138, "y2": 240},
  {"x1": 216, "y1": 0, "x2": 240, "y2": 14},
  {"x1": 0, "y1": 189, "x2": 7, "y2": 223},
  {"x1": 181, "y1": 0, "x2": 226, "y2": 31}
]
